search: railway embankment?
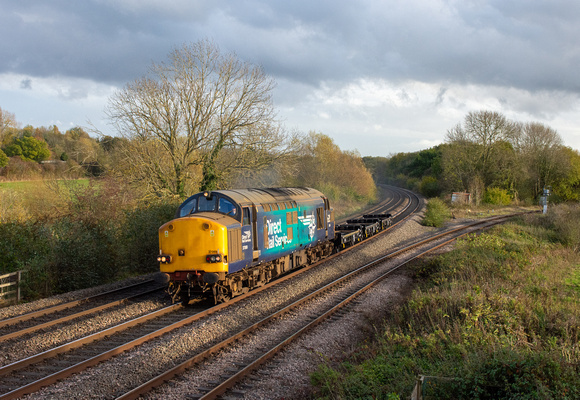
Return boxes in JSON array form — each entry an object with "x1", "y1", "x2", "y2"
[{"x1": 308, "y1": 203, "x2": 580, "y2": 399}]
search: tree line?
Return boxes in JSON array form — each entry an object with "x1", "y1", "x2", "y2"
[
  {"x1": 0, "y1": 41, "x2": 376, "y2": 299},
  {"x1": 0, "y1": 112, "x2": 117, "y2": 180},
  {"x1": 1, "y1": 40, "x2": 376, "y2": 211},
  {"x1": 2, "y1": 38, "x2": 579, "y2": 300},
  {"x1": 365, "y1": 110, "x2": 580, "y2": 204}
]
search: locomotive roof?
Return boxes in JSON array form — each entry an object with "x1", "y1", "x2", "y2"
[{"x1": 209, "y1": 187, "x2": 325, "y2": 206}]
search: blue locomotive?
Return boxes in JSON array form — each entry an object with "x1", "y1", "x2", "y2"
[{"x1": 158, "y1": 188, "x2": 335, "y2": 303}]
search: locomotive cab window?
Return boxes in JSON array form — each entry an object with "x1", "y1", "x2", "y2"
[
  {"x1": 198, "y1": 195, "x2": 216, "y2": 212},
  {"x1": 218, "y1": 198, "x2": 237, "y2": 216},
  {"x1": 316, "y1": 207, "x2": 324, "y2": 229},
  {"x1": 242, "y1": 208, "x2": 251, "y2": 226},
  {"x1": 178, "y1": 197, "x2": 196, "y2": 217}
]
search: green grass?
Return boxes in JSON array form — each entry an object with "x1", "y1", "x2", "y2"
[
  {"x1": 311, "y1": 207, "x2": 580, "y2": 399},
  {"x1": 0, "y1": 179, "x2": 91, "y2": 222}
]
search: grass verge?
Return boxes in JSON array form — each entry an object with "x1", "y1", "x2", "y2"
[{"x1": 311, "y1": 205, "x2": 580, "y2": 399}]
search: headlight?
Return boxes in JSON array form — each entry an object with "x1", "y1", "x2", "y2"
[
  {"x1": 205, "y1": 254, "x2": 222, "y2": 263},
  {"x1": 157, "y1": 254, "x2": 172, "y2": 263}
]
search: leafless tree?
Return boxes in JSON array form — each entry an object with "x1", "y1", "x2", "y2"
[
  {"x1": 0, "y1": 107, "x2": 19, "y2": 146},
  {"x1": 514, "y1": 122, "x2": 566, "y2": 197},
  {"x1": 443, "y1": 110, "x2": 518, "y2": 204},
  {"x1": 106, "y1": 39, "x2": 287, "y2": 197}
]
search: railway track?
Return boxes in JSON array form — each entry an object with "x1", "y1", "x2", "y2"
[
  {"x1": 1, "y1": 187, "x2": 534, "y2": 399},
  {"x1": 126, "y1": 212, "x2": 533, "y2": 400},
  {"x1": 0, "y1": 186, "x2": 415, "y2": 399},
  {"x1": 0, "y1": 280, "x2": 164, "y2": 343}
]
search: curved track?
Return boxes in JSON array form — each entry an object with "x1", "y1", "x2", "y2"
[
  {"x1": 0, "y1": 186, "x2": 537, "y2": 399},
  {"x1": 126, "y1": 212, "x2": 534, "y2": 400},
  {"x1": 0, "y1": 186, "x2": 416, "y2": 399}
]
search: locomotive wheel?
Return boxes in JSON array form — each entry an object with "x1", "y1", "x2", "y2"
[
  {"x1": 214, "y1": 284, "x2": 231, "y2": 303},
  {"x1": 181, "y1": 292, "x2": 190, "y2": 306}
]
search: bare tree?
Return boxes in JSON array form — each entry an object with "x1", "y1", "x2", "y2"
[
  {"x1": 0, "y1": 107, "x2": 19, "y2": 146},
  {"x1": 514, "y1": 122, "x2": 566, "y2": 198},
  {"x1": 106, "y1": 39, "x2": 284, "y2": 197},
  {"x1": 443, "y1": 110, "x2": 518, "y2": 203}
]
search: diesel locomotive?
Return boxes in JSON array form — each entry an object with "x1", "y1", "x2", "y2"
[{"x1": 158, "y1": 187, "x2": 335, "y2": 304}]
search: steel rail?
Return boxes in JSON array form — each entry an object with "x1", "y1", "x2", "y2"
[
  {"x1": 201, "y1": 217, "x2": 517, "y2": 399},
  {"x1": 0, "y1": 187, "x2": 417, "y2": 399},
  {"x1": 0, "y1": 285, "x2": 164, "y2": 343},
  {"x1": 0, "y1": 303, "x2": 179, "y2": 378},
  {"x1": 199, "y1": 213, "x2": 534, "y2": 399},
  {"x1": 337, "y1": 185, "x2": 401, "y2": 223},
  {"x1": 0, "y1": 279, "x2": 157, "y2": 329},
  {"x1": 116, "y1": 211, "x2": 527, "y2": 399}
]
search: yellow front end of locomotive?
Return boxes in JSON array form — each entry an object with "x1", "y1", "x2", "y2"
[{"x1": 158, "y1": 216, "x2": 228, "y2": 275}]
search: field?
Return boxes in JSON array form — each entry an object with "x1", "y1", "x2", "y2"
[{"x1": 0, "y1": 179, "x2": 89, "y2": 190}]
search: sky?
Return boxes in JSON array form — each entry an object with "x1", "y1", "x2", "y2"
[{"x1": 1, "y1": 0, "x2": 579, "y2": 156}]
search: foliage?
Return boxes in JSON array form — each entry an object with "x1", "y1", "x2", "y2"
[
  {"x1": 514, "y1": 122, "x2": 567, "y2": 199},
  {"x1": 284, "y1": 132, "x2": 377, "y2": 217},
  {"x1": 535, "y1": 203, "x2": 580, "y2": 252},
  {"x1": 483, "y1": 187, "x2": 512, "y2": 205},
  {"x1": 367, "y1": 111, "x2": 579, "y2": 204},
  {"x1": 364, "y1": 146, "x2": 443, "y2": 188},
  {"x1": 0, "y1": 178, "x2": 179, "y2": 299},
  {"x1": 551, "y1": 147, "x2": 580, "y2": 202},
  {"x1": 0, "y1": 148, "x2": 8, "y2": 167},
  {"x1": 422, "y1": 198, "x2": 451, "y2": 227},
  {"x1": 419, "y1": 175, "x2": 441, "y2": 197},
  {"x1": 311, "y1": 208, "x2": 580, "y2": 399},
  {"x1": 3, "y1": 136, "x2": 51, "y2": 162},
  {"x1": 0, "y1": 117, "x2": 113, "y2": 181},
  {"x1": 120, "y1": 200, "x2": 181, "y2": 275}
]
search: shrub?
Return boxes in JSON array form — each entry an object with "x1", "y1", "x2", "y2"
[
  {"x1": 544, "y1": 204, "x2": 580, "y2": 252},
  {"x1": 120, "y1": 199, "x2": 180, "y2": 276},
  {"x1": 3, "y1": 136, "x2": 50, "y2": 162},
  {"x1": 310, "y1": 215, "x2": 580, "y2": 399},
  {"x1": 419, "y1": 175, "x2": 441, "y2": 197},
  {"x1": 483, "y1": 187, "x2": 512, "y2": 205},
  {"x1": 0, "y1": 178, "x2": 181, "y2": 299},
  {"x1": 422, "y1": 198, "x2": 451, "y2": 227},
  {"x1": 0, "y1": 149, "x2": 8, "y2": 167}
]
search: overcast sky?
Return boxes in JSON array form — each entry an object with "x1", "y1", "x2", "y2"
[{"x1": 1, "y1": 0, "x2": 579, "y2": 156}]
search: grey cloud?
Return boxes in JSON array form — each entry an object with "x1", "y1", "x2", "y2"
[
  {"x1": 20, "y1": 78, "x2": 32, "y2": 89},
  {"x1": 1, "y1": 0, "x2": 579, "y2": 95}
]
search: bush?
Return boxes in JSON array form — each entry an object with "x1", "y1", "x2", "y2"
[
  {"x1": 120, "y1": 199, "x2": 180, "y2": 276},
  {"x1": 0, "y1": 178, "x2": 181, "y2": 299},
  {"x1": 3, "y1": 136, "x2": 50, "y2": 162},
  {"x1": 0, "y1": 149, "x2": 8, "y2": 167},
  {"x1": 483, "y1": 187, "x2": 512, "y2": 205},
  {"x1": 419, "y1": 175, "x2": 441, "y2": 197},
  {"x1": 422, "y1": 198, "x2": 451, "y2": 227},
  {"x1": 542, "y1": 204, "x2": 580, "y2": 252}
]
